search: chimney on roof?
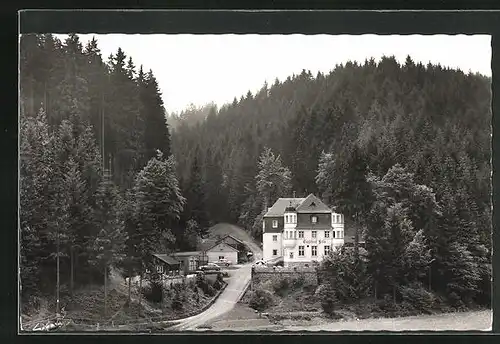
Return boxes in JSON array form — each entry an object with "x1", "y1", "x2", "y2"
[{"x1": 285, "y1": 200, "x2": 296, "y2": 212}]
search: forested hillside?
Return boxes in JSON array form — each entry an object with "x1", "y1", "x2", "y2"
[
  {"x1": 172, "y1": 57, "x2": 491, "y2": 239},
  {"x1": 172, "y1": 56, "x2": 492, "y2": 307},
  {"x1": 20, "y1": 33, "x2": 492, "y2": 313},
  {"x1": 19, "y1": 34, "x2": 196, "y2": 307}
]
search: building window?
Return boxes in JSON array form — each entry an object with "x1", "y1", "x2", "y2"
[
  {"x1": 324, "y1": 231, "x2": 330, "y2": 238},
  {"x1": 272, "y1": 220, "x2": 278, "y2": 228},
  {"x1": 298, "y1": 246, "x2": 305, "y2": 256},
  {"x1": 332, "y1": 230, "x2": 336, "y2": 238},
  {"x1": 286, "y1": 215, "x2": 289, "y2": 223},
  {"x1": 311, "y1": 246, "x2": 317, "y2": 257},
  {"x1": 298, "y1": 231, "x2": 304, "y2": 238},
  {"x1": 311, "y1": 215, "x2": 317, "y2": 224},
  {"x1": 340, "y1": 231, "x2": 344, "y2": 238},
  {"x1": 219, "y1": 256, "x2": 224, "y2": 260},
  {"x1": 337, "y1": 215, "x2": 341, "y2": 223},
  {"x1": 289, "y1": 252, "x2": 294, "y2": 259},
  {"x1": 273, "y1": 249, "x2": 278, "y2": 256},
  {"x1": 324, "y1": 245, "x2": 331, "y2": 256},
  {"x1": 189, "y1": 259, "x2": 197, "y2": 271},
  {"x1": 340, "y1": 215, "x2": 344, "y2": 223},
  {"x1": 312, "y1": 231, "x2": 317, "y2": 239},
  {"x1": 332, "y1": 215, "x2": 336, "y2": 224},
  {"x1": 157, "y1": 265, "x2": 163, "y2": 273},
  {"x1": 272, "y1": 235, "x2": 278, "y2": 241},
  {"x1": 293, "y1": 214, "x2": 296, "y2": 223}
]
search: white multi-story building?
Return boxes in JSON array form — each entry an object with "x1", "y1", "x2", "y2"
[{"x1": 262, "y1": 194, "x2": 345, "y2": 266}]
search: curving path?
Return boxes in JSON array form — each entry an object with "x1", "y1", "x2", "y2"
[{"x1": 168, "y1": 224, "x2": 262, "y2": 331}]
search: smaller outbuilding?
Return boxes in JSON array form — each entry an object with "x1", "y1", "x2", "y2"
[
  {"x1": 205, "y1": 241, "x2": 239, "y2": 265},
  {"x1": 171, "y1": 251, "x2": 209, "y2": 274},
  {"x1": 151, "y1": 254, "x2": 182, "y2": 276}
]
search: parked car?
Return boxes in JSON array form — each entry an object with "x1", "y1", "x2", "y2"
[
  {"x1": 218, "y1": 258, "x2": 231, "y2": 267},
  {"x1": 253, "y1": 259, "x2": 267, "y2": 267},
  {"x1": 199, "y1": 263, "x2": 221, "y2": 272}
]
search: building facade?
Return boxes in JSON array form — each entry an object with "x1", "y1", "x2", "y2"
[
  {"x1": 262, "y1": 194, "x2": 344, "y2": 266},
  {"x1": 206, "y1": 242, "x2": 239, "y2": 264}
]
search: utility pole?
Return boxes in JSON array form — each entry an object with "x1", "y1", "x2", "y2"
[{"x1": 56, "y1": 222, "x2": 60, "y2": 317}]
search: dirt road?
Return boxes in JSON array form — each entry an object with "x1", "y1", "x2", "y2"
[
  {"x1": 291, "y1": 309, "x2": 492, "y2": 332},
  {"x1": 205, "y1": 307, "x2": 492, "y2": 332},
  {"x1": 168, "y1": 224, "x2": 262, "y2": 331}
]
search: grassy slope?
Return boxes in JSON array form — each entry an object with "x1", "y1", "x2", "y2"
[
  {"x1": 208, "y1": 223, "x2": 255, "y2": 243},
  {"x1": 207, "y1": 223, "x2": 262, "y2": 256}
]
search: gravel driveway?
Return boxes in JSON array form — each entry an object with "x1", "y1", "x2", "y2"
[{"x1": 168, "y1": 225, "x2": 262, "y2": 331}]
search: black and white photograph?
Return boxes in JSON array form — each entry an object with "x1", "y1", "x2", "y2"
[{"x1": 19, "y1": 30, "x2": 492, "y2": 332}]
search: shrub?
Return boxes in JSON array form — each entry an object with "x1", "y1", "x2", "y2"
[
  {"x1": 142, "y1": 281, "x2": 163, "y2": 303},
  {"x1": 399, "y1": 283, "x2": 436, "y2": 313},
  {"x1": 315, "y1": 284, "x2": 338, "y2": 316},
  {"x1": 249, "y1": 288, "x2": 274, "y2": 312},
  {"x1": 302, "y1": 279, "x2": 317, "y2": 293},
  {"x1": 447, "y1": 291, "x2": 465, "y2": 309},
  {"x1": 196, "y1": 274, "x2": 209, "y2": 290},
  {"x1": 213, "y1": 279, "x2": 223, "y2": 290},
  {"x1": 171, "y1": 289, "x2": 183, "y2": 311},
  {"x1": 191, "y1": 282, "x2": 198, "y2": 293},
  {"x1": 205, "y1": 284, "x2": 216, "y2": 297},
  {"x1": 292, "y1": 275, "x2": 306, "y2": 289},
  {"x1": 375, "y1": 294, "x2": 397, "y2": 314},
  {"x1": 216, "y1": 272, "x2": 224, "y2": 283},
  {"x1": 273, "y1": 277, "x2": 290, "y2": 297}
]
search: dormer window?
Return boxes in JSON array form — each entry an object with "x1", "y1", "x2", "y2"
[
  {"x1": 311, "y1": 215, "x2": 318, "y2": 224},
  {"x1": 272, "y1": 220, "x2": 278, "y2": 228}
]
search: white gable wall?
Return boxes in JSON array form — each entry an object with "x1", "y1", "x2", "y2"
[
  {"x1": 263, "y1": 232, "x2": 283, "y2": 261},
  {"x1": 206, "y1": 242, "x2": 238, "y2": 264}
]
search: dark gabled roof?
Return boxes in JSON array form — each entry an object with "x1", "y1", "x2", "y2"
[
  {"x1": 264, "y1": 198, "x2": 305, "y2": 217},
  {"x1": 295, "y1": 194, "x2": 332, "y2": 213},
  {"x1": 152, "y1": 254, "x2": 180, "y2": 266},
  {"x1": 197, "y1": 234, "x2": 244, "y2": 252},
  {"x1": 218, "y1": 234, "x2": 244, "y2": 245},
  {"x1": 206, "y1": 241, "x2": 239, "y2": 253}
]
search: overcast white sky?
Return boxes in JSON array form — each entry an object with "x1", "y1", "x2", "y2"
[{"x1": 64, "y1": 34, "x2": 491, "y2": 114}]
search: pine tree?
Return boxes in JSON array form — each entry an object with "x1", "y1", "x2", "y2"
[
  {"x1": 255, "y1": 147, "x2": 292, "y2": 208},
  {"x1": 91, "y1": 175, "x2": 127, "y2": 316},
  {"x1": 141, "y1": 70, "x2": 171, "y2": 160},
  {"x1": 316, "y1": 151, "x2": 337, "y2": 205},
  {"x1": 132, "y1": 151, "x2": 186, "y2": 269},
  {"x1": 184, "y1": 146, "x2": 209, "y2": 234},
  {"x1": 61, "y1": 156, "x2": 87, "y2": 296},
  {"x1": 402, "y1": 229, "x2": 432, "y2": 284}
]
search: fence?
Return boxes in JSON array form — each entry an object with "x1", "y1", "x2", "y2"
[{"x1": 126, "y1": 274, "x2": 197, "y2": 289}]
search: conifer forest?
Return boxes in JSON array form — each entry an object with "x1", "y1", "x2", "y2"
[{"x1": 20, "y1": 34, "x2": 492, "y2": 322}]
